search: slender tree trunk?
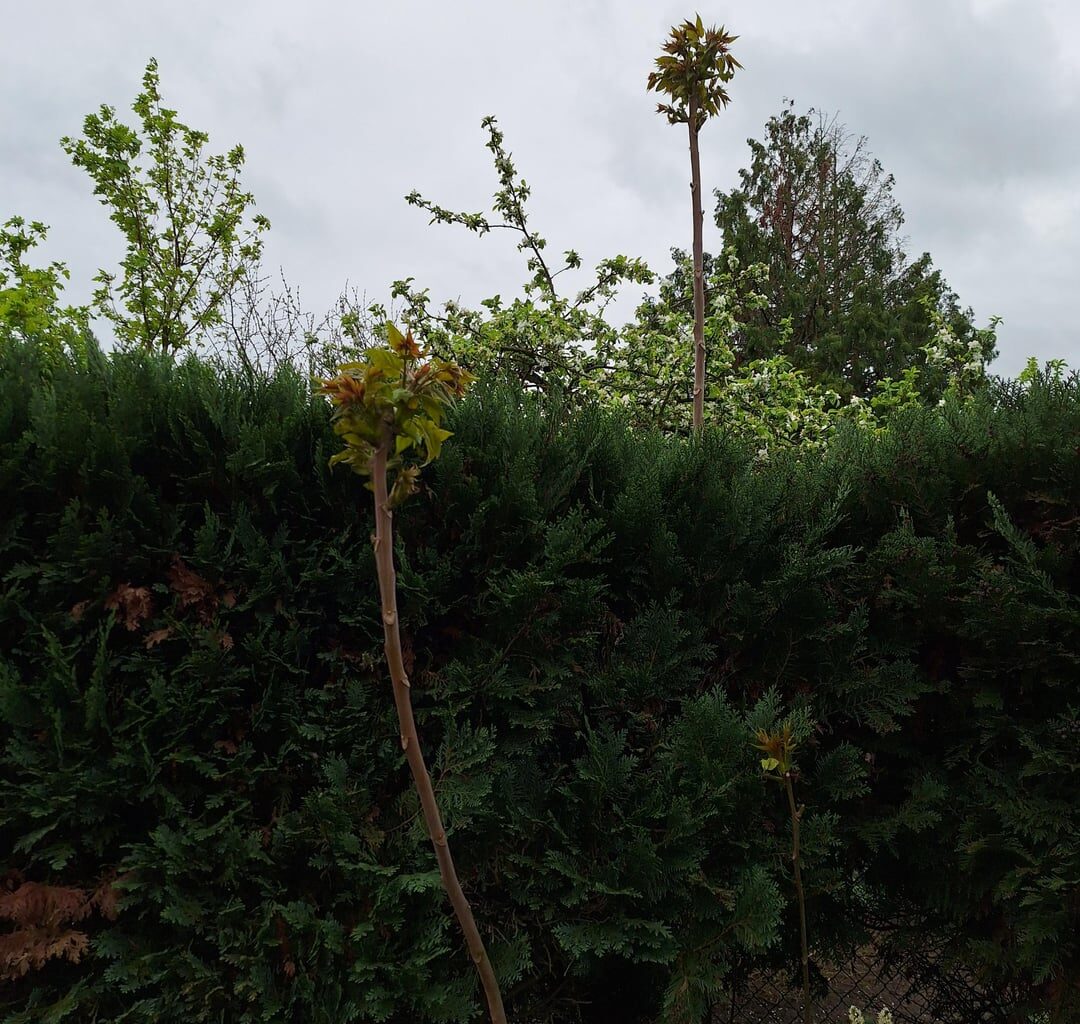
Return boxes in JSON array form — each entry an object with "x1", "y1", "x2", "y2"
[
  {"x1": 371, "y1": 425, "x2": 507, "y2": 1024},
  {"x1": 785, "y1": 773, "x2": 814, "y2": 1024},
  {"x1": 688, "y1": 102, "x2": 706, "y2": 432}
]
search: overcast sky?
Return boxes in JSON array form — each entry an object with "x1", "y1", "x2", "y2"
[{"x1": 3, "y1": 0, "x2": 1078, "y2": 375}]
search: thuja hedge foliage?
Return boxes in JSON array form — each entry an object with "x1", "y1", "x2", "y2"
[{"x1": 1, "y1": 338, "x2": 1077, "y2": 1023}]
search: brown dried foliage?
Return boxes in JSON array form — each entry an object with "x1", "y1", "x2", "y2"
[
  {"x1": 104, "y1": 582, "x2": 153, "y2": 631},
  {"x1": 0, "y1": 876, "x2": 119, "y2": 981},
  {"x1": 274, "y1": 914, "x2": 296, "y2": 978},
  {"x1": 143, "y1": 626, "x2": 173, "y2": 649},
  {"x1": 167, "y1": 555, "x2": 237, "y2": 649},
  {"x1": 167, "y1": 554, "x2": 236, "y2": 624}
]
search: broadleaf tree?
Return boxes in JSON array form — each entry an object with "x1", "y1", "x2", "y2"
[
  {"x1": 0, "y1": 218, "x2": 90, "y2": 363},
  {"x1": 392, "y1": 112, "x2": 994, "y2": 457},
  {"x1": 61, "y1": 58, "x2": 269, "y2": 353},
  {"x1": 398, "y1": 115, "x2": 654, "y2": 391}
]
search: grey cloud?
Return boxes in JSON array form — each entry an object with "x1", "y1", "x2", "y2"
[{"x1": 1, "y1": 0, "x2": 1076, "y2": 374}]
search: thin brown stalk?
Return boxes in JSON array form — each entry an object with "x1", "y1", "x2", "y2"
[
  {"x1": 371, "y1": 425, "x2": 507, "y2": 1024},
  {"x1": 688, "y1": 97, "x2": 706, "y2": 433},
  {"x1": 784, "y1": 772, "x2": 813, "y2": 1024}
]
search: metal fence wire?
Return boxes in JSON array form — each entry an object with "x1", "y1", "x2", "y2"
[{"x1": 717, "y1": 928, "x2": 1034, "y2": 1024}]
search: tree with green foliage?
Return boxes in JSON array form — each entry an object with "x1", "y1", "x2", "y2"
[
  {"x1": 0, "y1": 218, "x2": 90, "y2": 362},
  {"x1": 713, "y1": 101, "x2": 994, "y2": 398},
  {"x1": 595, "y1": 243, "x2": 997, "y2": 452},
  {"x1": 394, "y1": 112, "x2": 995, "y2": 457},
  {"x1": 61, "y1": 58, "x2": 269, "y2": 354},
  {"x1": 648, "y1": 14, "x2": 740, "y2": 431}
]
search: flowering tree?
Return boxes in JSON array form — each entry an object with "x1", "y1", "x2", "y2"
[
  {"x1": 399, "y1": 115, "x2": 653, "y2": 391},
  {"x1": 358, "y1": 105, "x2": 999, "y2": 460}
]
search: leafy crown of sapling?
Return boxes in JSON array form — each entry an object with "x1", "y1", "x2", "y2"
[
  {"x1": 753, "y1": 722, "x2": 798, "y2": 775},
  {"x1": 317, "y1": 322, "x2": 473, "y2": 501},
  {"x1": 649, "y1": 13, "x2": 740, "y2": 433},
  {"x1": 647, "y1": 14, "x2": 741, "y2": 131}
]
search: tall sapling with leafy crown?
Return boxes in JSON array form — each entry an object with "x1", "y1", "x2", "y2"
[
  {"x1": 648, "y1": 14, "x2": 740, "y2": 431},
  {"x1": 318, "y1": 327, "x2": 507, "y2": 1024}
]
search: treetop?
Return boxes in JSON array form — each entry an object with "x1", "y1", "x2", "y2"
[{"x1": 647, "y1": 14, "x2": 741, "y2": 130}]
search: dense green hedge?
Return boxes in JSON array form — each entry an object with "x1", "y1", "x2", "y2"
[{"x1": 1, "y1": 339, "x2": 1077, "y2": 1022}]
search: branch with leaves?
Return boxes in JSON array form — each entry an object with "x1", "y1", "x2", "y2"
[
  {"x1": 399, "y1": 116, "x2": 652, "y2": 389},
  {"x1": 0, "y1": 218, "x2": 89, "y2": 361}
]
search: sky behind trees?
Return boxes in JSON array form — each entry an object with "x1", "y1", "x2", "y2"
[{"x1": 3, "y1": 0, "x2": 1078, "y2": 374}]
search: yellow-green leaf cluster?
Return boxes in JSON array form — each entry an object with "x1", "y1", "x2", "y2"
[
  {"x1": 317, "y1": 323, "x2": 472, "y2": 503},
  {"x1": 752, "y1": 724, "x2": 797, "y2": 775}
]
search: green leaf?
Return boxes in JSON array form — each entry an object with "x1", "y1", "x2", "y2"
[
  {"x1": 368, "y1": 348, "x2": 403, "y2": 376},
  {"x1": 419, "y1": 422, "x2": 453, "y2": 464}
]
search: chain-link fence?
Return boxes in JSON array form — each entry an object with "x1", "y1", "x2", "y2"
[{"x1": 717, "y1": 928, "x2": 1034, "y2": 1024}]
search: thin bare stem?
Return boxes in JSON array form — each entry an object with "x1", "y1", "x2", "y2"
[
  {"x1": 688, "y1": 102, "x2": 706, "y2": 432},
  {"x1": 371, "y1": 425, "x2": 507, "y2": 1024},
  {"x1": 784, "y1": 772, "x2": 813, "y2": 1024}
]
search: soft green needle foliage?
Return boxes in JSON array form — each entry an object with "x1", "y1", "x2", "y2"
[
  {"x1": 646, "y1": 14, "x2": 740, "y2": 129},
  {"x1": 3, "y1": 334, "x2": 1079, "y2": 1021},
  {"x1": 317, "y1": 323, "x2": 472, "y2": 503},
  {"x1": 61, "y1": 59, "x2": 269, "y2": 353},
  {"x1": 713, "y1": 102, "x2": 995, "y2": 400}
]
